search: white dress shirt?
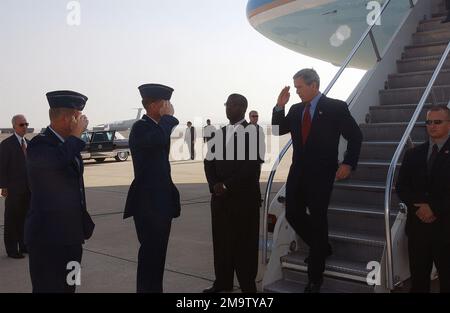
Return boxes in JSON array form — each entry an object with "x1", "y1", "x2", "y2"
[{"x1": 14, "y1": 132, "x2": 27, "y2": 148}]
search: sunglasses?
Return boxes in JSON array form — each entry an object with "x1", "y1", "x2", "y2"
[
  {"x1": 425, "y1": 120, "x2": 449, "y2": 125},
  {"x1": 19, "y1": 123, "x2": 29, "y2": 127}
]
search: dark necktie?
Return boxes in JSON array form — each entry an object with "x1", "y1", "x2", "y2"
[
  {"x1": 428, "y1": 144, "x2": 439, "y2": 173},
  {"x1": 302, "y1": 103, "x2": 312, "y2": 145},
  {"x1": 21, "y1": 138, "x2": 27, "y2": 157}
]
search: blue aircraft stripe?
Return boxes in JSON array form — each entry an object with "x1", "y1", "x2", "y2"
[{"x1": 246, "y1": 0, "x2": 276, "y2": 15}]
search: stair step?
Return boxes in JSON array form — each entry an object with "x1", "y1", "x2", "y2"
[
  {"x1": 387, "y1": 69, "x2": 450, "y2": 88},
  {"x1": 403, "y1": 41, "x2": 449, "y2": 59},
  {"x1": 369, "y1": 103, "x2": 437, "y2": 123},
  {"x1": 419, "y1": 16, "x2": 449, "y2": 25},
  {"x1": 379, "y1": 85, "x2": 450, "y2": 105},
  {"x1": 348, "y1": 161, "x2": 399, "y2": 183},
  {"x1": 329, "y1": 204, "x2": 398, "y2": 216},
  {"x1": 289, "y1": 231, "x2": 385, "y2": 266},
  {"x1": 328, "y1": 205, "x2": 397, "y2": 238},
  {"x1": 282, "y1": 252, "x2": 371, "y2": 281},
  {"x1": 331, "y1": 180, "x2": 400, "y2": 210},
  {"x1": 264, "y1": 278, "x2": 310, "y2": 293},
  {"x1": 418, "y1": 18, "x2": 450, "y2": 32},
  {"x1": 264, "y1": 271, "x2": 372, "y2": 293},
  {"x1": 437, "y1": 1, "x2": 446, "y2": 11},
  {"x1": 327, "y1": 232, "x2": 385, "y2": 263},
  {"x1": 360, "y1": 122, "x2": 427, "y2": 142},
  {"x1": 432, "y1": 11, "x2": 448, "y2": 19},
  {"x1": 397, "y1": 54, "x2": 450, "y2": 73},
  {"x1": 413, "y1": 28, "x2": 450, "y2": 45},
  {"x1": 359, "y1": 141, "x2": 409, "y2": 162}
]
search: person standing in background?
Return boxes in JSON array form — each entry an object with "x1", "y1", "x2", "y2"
[
  {"x1": 185, "y1": 121, "x2": 196, "y2": 160},
  {"x1": 396, "y1": 105, "x2": 450, "y2": 293},
  {"x1": 0, "y1": 114, "x2": 31, "y2": 259},
  {"x1": 249, "y1": 110, "x2": 265, "y2": 182}
]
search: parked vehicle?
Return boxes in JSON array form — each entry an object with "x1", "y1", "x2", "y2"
[{"x1": 80, "y1": 130, "x2": 130, "y2": 163}]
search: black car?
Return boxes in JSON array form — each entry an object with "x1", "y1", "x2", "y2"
[{"x1": 80, "y1": 130, "x2": 130, "y2": 163}]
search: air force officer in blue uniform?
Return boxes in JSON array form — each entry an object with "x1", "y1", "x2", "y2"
[
  {"x1": 124, "y1": 84, "x2": 181, "y2": 293},
  {"x1": 25, "y1": 90, "x2": 94, "y2": 293}
]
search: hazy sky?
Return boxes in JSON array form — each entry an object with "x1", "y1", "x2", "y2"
[{"x1": 0, "y1": 0, "x2": 365, "y2": 130}]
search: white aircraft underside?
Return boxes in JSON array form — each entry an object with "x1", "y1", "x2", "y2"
[{"x1": 247, "y1": 0, "x2": 416, "y2": 69}]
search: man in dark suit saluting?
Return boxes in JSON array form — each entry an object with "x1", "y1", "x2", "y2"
[
  {"x1": 272, "y1": 69, "x2": 362, "y2": 293},
  {"x1": 25, "y1": 90, "x2": 94, "y2": 293},
  {"x1": 0, "y1": 114, "x2": 31, "y2": 259},
  {"x1": 396, "y1": 105, "x2": 450, "y2": 293},
  {"x1": 124, "y1": 84, "x2": 180, "y2": 293}
]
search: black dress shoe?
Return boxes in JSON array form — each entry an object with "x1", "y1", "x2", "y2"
[
  {"x1": 442, "y1": 16, "x2": 450, "y2": 23},
  {"x1": 203, "y1": 285, "x2": 233, "y2": 293},
  {"x1": 304, "y1": 281, "x2": 322, "y2": 293},
  {"x1": 7, "y1": 253, "x2": 25, "y2": 259}
]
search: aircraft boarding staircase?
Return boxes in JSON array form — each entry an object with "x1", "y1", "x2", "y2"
[{"x1": 262, "y1": 0, "x2": 450, "y2": 293}]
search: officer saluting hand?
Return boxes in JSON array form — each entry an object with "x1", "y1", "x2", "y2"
[
  {"x1": 124, "y1": 84, "x2": 181, "y2": 293},
  {"x1": 25, "y1": 90, "x2": 94, "y2": 293}
]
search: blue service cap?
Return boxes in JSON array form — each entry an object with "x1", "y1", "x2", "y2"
[
  {"x1": 46, "y1": 90, "x2": 88, "y2": 111},
  {"x1": 138, "y1": 84, "x2": 174, "y2": 100}
]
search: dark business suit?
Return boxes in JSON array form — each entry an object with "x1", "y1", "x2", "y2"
[
  {"x1": 124, "y1": 114, "x2": 181, "y2": 293},
  {"x1": 0, "y1": 134, "x2": 30, "y2": 256},
  {"x1": 25, "y1": 128, "x2": 91, "y2": 293},
  {"x1": 272, "y1": 94, "x2": 362, "y2": 284},
  {"x1": 255, "y1": 124, "x2": 266, "y2": 183},
  {"x1": 204, "y1": 121, "x2": 262, "y2": 292},
  {"x1": 396, "y1": 139, "x2": 450, "y2": 293},
  {"x1": 186, "y1": 126, "x2": 195, "y2": 160}
]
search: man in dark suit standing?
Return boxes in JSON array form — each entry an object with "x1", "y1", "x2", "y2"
[
  {"x1": 272, "y1": 69, "x2": 362, "y2": 293},
  {"x1": 124, "y1": 83, "x2": 181, "y2": 293},
  {"x1": 0, "y1": 114, "x2": 31, "y2": 259},
  {"x1": 396, "y1": 105, "x2": 450, "y2": 293},
  {"x1": 184, "y1": 121, "x2": 196, "y2": 160},
  {"x1": 25, "y1": 90, "x2": 94, "y2": 293},
  {"x1": 249, "y1": 110, "x2": 266, "y2": 182},
  {"x1": 203, "y1": 94, "x2": 263, "y2": 293}
]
